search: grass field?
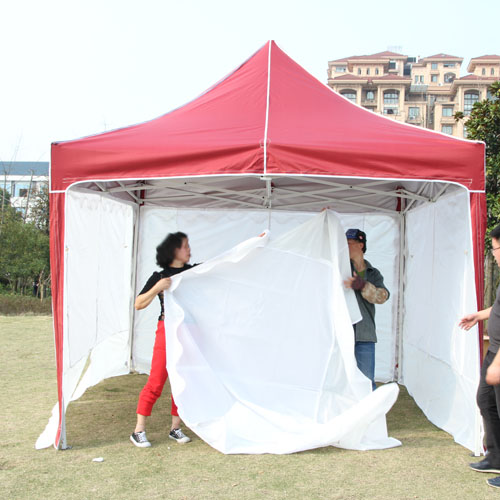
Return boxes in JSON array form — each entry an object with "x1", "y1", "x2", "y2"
[{"x1": 1, "y1": 316, "x2": 496, "y2": 499}]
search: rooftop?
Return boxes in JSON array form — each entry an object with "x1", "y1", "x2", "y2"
[
  {"x1": 329, "y1": 50, "x2": 407, "y2": 64},
  {"x1": 421, "y1": 53, "x2": 463, "y2": 61},
  {"x1": 0, "y1": 161, "x2": 49, "y2": 177}
]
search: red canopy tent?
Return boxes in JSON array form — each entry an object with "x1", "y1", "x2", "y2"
[{"x1": 43, "y1": 41, "x2": 486, "y2": 452}]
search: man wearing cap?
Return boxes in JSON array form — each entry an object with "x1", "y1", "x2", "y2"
[{"x1": 344, "y1": 229, "x2": 390, "y2": 390}]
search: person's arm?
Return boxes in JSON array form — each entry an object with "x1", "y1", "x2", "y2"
[
  {"x1": 458, "y1": 307, "x2": 492, "y2": 331},
  {"x1": 360, "y1": 281, "x2": 389, "y2": 304},
  {"x1": 134, "y1": 277, "x2": 172, "y2": 310},
  {"x1": 487, "y1": 350, "x2": 500, "y2": 385},
  {"x1": 344, "y1": 270, "x2": 389, "y2": 305}
]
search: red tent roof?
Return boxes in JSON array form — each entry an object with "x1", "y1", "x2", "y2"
[{"x1": 51, "y1": 41, "x2": 485, "y2": 192}]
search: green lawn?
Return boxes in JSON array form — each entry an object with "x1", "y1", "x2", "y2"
[{"x1": 1, "y1": 316, "x2": 496, "y2": 499}]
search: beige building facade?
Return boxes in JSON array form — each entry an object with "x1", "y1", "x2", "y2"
[{"x1": 327, "y1": 52, "x2": 500, "y2": 138}]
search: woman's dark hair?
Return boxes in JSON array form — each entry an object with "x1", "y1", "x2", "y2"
[{"x1": 156, "y1": 232, "x2": 188, "y2": 268}]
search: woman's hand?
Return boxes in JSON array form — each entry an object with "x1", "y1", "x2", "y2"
[
  {"x1": 155, "y1": 277, "x2": 172, "y2": 292},
  {"x1": 135, "y1": 277, "x2": 172, "y2": 310}
]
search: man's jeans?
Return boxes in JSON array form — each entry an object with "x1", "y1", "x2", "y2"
[{"x1": 355, "y1": 341, "x2": 376, "y2": 391}]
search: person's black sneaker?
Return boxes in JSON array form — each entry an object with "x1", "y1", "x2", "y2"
[
  {"x1": 487, "y1": 476, "x2": 500, "y2": 488},
  {"x1": 130, "y1": 431, "x2": 151, "y2": 448},
  {"x1": 469, "y1": 459, "x2": 500, "y2": 473},
  {"x1": 169, "y1": 428, "x2": 191, "y2": 443}
]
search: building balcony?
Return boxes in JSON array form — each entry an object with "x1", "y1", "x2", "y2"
[
  {"x1": 406, "y1": 116, "x2": 423, "y2": 125},
  {"x1": 440, "y1": 115, "x2": 455, "y2": 123}
]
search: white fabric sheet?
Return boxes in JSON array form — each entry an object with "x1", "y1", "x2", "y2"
[{"x1": 163, "y1": 211, "x2": 400, "y2": 453}]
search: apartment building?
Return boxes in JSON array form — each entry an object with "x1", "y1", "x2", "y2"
[
  {"x1": 1, "y1": 161, "x2": 49, "y2": 218},
  {"x1": 327, "y1": 52, "x2": 500, "y2": 138}
]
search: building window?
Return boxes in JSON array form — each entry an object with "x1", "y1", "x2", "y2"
[
  {"x1": 464, "y1": 91, "x2": 480, "y2": 115},
  {"x1": 389, "y1": 60, "x2": 396, "y2": 70},
  {"x1": 492, "y1": 68, "x2": 495, "y2": 76},
  {"x1": 384, "y1": 91, "x2": 399, "y2": 105},
  {"x1": 431, "y1": 63, "x2": 438, "y2": 70},
  {"x1": 11, "y1": 182, "x2": 30, "y2": 197},
  {"x1": 408, "y1": 107, "x2": 420, "y2": 118},
  {"x1": 366, "y1": 90, "x2": 375, "y2": 101},
  {"x1": 366, "y1": 68, "x2": 370, "y2": 75},
  {"x1": 443, "y1": 62, "x2": 456, "y2": 68},
  {"x1": 419, "y1": 75, "x2": 424, "y2": 83},
  {"x1": 487, "y1": 87, "x2": 498, "y2": 101},
  {"x1": 441, "y1": 125, "x2": 453, "y2": 135},
  {"x1": 336, "y1": 66, "x2": 346, "y2": 72},
  {"x1": 431, "y1": 75, "x2": 438, "y2": 83},
  {"x1": 482, "y1": 68, "x2": 486, "y2": 75},
  {"x1": 442, "y1": 106, "x2": 453, "y2": 117},
  {"x1": 341, "y1": 90, "x2": 357, "y2": 103},
  {"x1": 383, "y1": 90, "x2": 399, "y2": 114},
  {"x1": 444, "y1": 73, "x2": 456, "y2": 83},
  {"x1": 375, "y1": 68, "x2": 379, "y2": 75},
  {"x1": 357, "y1": 68, "x2": 362, "y2": 75}
]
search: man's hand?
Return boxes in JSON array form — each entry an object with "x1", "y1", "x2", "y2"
[{"x1": 344, "y1": 273, "x2": 366, "y2": 291}]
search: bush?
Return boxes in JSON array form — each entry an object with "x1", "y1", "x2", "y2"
[{"x1": 0, "y1": 294, "x2": 52, "y2": 315}]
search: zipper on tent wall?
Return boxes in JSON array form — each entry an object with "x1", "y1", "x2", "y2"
[
  {"x1": 127, "y1": 204, "x2": 142, "y2": 372},
  {"x1": 396, "y1": 212, "x2": 407, "y2": 383}
]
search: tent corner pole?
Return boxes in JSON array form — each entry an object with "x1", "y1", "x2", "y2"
[
  {"x1": 396, "y1": 212, "x2": 406, "y2": 384},
  {"x1": 127, "y1": 204, "x2": 141, "y2": 372}
]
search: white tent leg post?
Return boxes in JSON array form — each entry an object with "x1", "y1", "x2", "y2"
[
  {"x1": 127, "y1": 204, "x2": 141, "y2": 372},
  {"x1": 396, "y1": 212, "x2": 406, "y2": 383},
  {"x1": 59, "y1": 402, "x2": 69, "y2": 449}
]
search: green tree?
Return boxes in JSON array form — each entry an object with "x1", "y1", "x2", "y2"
[
  {"x1": 29, "y1": 183, "x2": 49, "y2": 234},
  {"x1": 0, "y1": 188, "x2": 50, "y2": 296},
  {"x1": 455, "y1": 81, "x2": 500, "y2": 231},
  {"x1": 456, "y1": 81, "x2": 500, "y2": 306}
]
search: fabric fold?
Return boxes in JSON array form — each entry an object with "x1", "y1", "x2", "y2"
[{"x1": 164, "y1": 211, "x2": 400, "y2": 454}]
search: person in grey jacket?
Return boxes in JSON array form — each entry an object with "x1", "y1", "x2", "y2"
[
  {"x1": 460, "y1": 223, "x2": 500, "y2": 489},
  {"x1": 343, "y1": 228, "x2": 389, "y2": 390}
]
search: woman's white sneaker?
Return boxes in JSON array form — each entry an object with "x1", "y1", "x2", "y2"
[
  {"x1": 130, "y1": 431, "x2": 151, "y2": 448},
  {"x1": 169, "y1": 428, "x2": 191, "y2": 443}
]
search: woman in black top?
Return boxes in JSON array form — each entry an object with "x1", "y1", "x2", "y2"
[{"x1": 130, "y1": 232, "x2": 193, "y2": 448}]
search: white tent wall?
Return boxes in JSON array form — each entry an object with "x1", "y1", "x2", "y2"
[
  {"x1": 133, "y1": 206, "x2": 400, "y2": 383},
  {"x1": 38, "y1": 189, "x2": 137, "y2": 449},
  {"x1": 403, "y1": 188, "x2": 482, "y2": 453},
  {"x1": 339, "y1": 214, "x2": 400, "y2": 382},
  {"x1": 61, "y1": 191, "x2": 135, "y2": 436}
]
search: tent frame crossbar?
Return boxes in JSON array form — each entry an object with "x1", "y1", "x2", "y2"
[
  {"x1": 403, "y1": 182, "x2": 430, "y2": 214},
  {"x1": 91, "y1": 175, "x2": 443, "y2": 215},
  {"x1": 289, "y1": 176, "x2": 432, "y2": 204}
]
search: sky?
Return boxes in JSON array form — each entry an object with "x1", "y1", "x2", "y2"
[{"x1": 1, "y1": 0, "x2": 499, "y2": 162}]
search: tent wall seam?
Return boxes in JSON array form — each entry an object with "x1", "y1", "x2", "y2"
[{"x1": 263, "y1": 42, "x2": 272, "y2": 175}]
